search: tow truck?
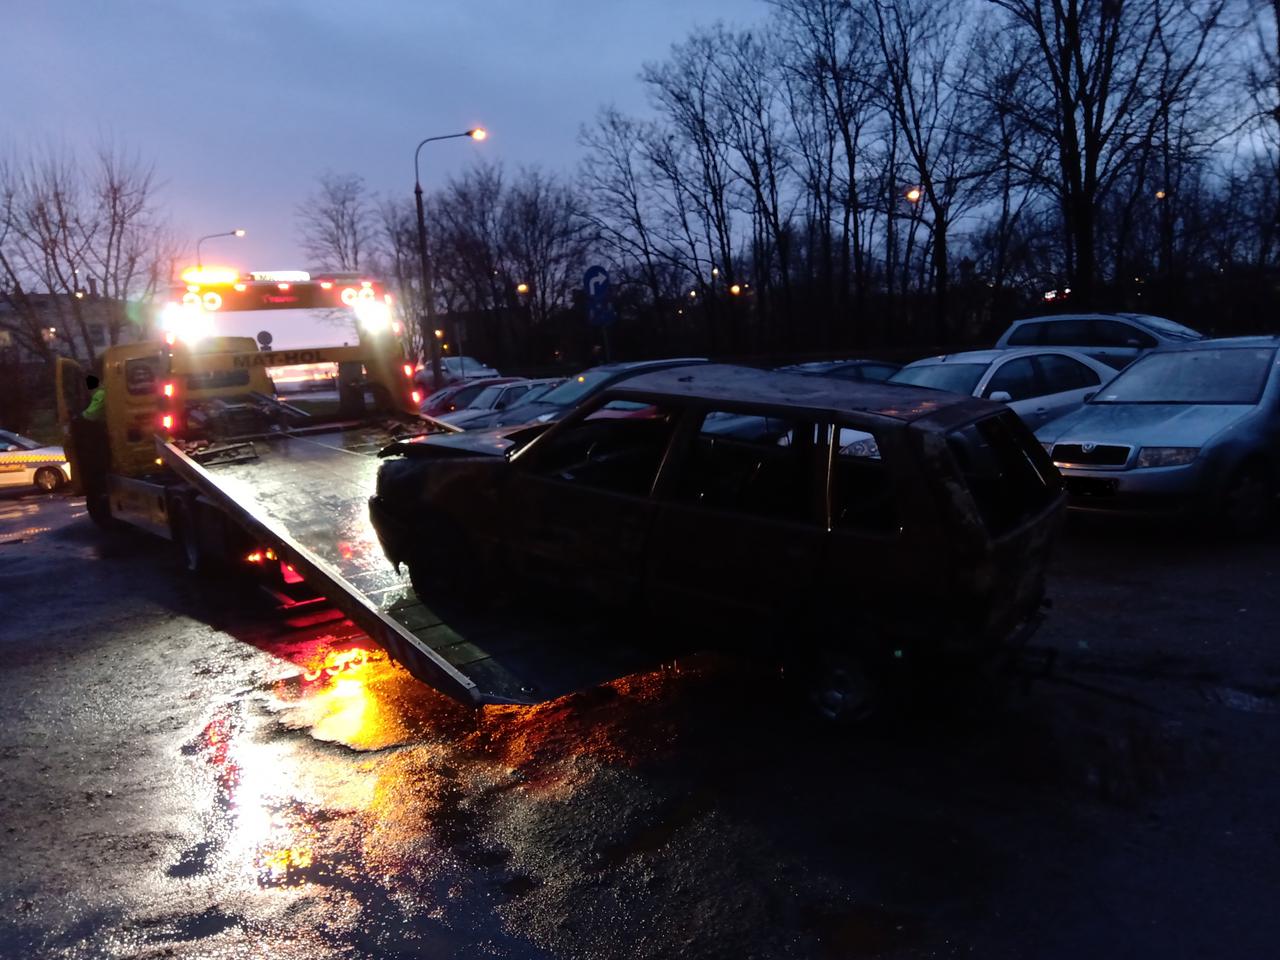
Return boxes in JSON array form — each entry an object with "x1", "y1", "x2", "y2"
[{"x1": 56, "y1": 268, "x2": 660, "y2": 707}]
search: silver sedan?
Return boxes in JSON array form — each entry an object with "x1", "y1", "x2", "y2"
[{"x1": 889, "y1": 347, "x2": 1116, "y2": 429}]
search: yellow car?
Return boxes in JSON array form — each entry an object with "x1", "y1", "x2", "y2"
[{"x1": 0, "y1": 429, "x2": 72, "y2": 492}]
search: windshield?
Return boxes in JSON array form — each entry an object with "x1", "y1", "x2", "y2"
[
  {"x1": 470, "y1": 384, "x2": 506, "y2": 409},
  {"x1": 1125, "y1": 314, "x2": 1204, "y2": 341},
  {"x1": 890, "y1": 363, "x2": 987, "y2": 395},
  {"x1": 1092, "y1": 347, "x2": 1276, "y2": 404},
  {"x1": 511, "y1": 382, "x2": 557, "y2": 407},
  {"x1": 536, "y1": 369, "x2": 613, "y2": 407},
  {"x1": 0, "y1": 431, "x2": 40, "y2": 450},
  {"x1": 444, "y1": 357, "x2": 489, "y2": 374}
]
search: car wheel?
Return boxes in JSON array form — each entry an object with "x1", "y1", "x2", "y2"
[
  {"x1": 34, "y1": 467, "x2": 64, "y2": 492},
  {"x1": 807, "y1": 651, "x2": 879, "y2": 726},
  {"x1": 1219, "y1": 465, "x2": 1275, "y2": 535}
]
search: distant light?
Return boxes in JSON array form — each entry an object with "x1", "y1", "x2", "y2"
[
  {"x1": 233, "y1": 228, "x2": 246, "y2": 237},
  {"x1": 1155, "y1": 189, "x2": 1167, "y2": 200},
  {"x1": 74, "y1": 290, "x2": 85, "y2": 299},
  {"x1": 711, "y1": 267, "x2": 719, "y2": 277},
  {"x1": 905, "y1": 187, "x2": 923, "y2": 203},
  {"x1": 469, "y1": 127, "x2": 488, "y2": 141},
  {"x1": 730, "y1": 284, "x2": 742, "y2": 296},
  {"x1": 516, "y1": 282, "x2": 529, "y2": 294},
  {"x1": 434, "y1": 328, "x2": 444, "y2": 338},
  {"x1": 689, "y1": 290, "x2": 697, "y2": 298},
  {"x1": 1043, "y1": 290, "x2": 1057, "y2": 301}
]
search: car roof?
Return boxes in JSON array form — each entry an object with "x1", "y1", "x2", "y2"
[
  {"x1": 904, "y1": 346, "x2": 1104, "y2": 367},
  {"x1": 1149, "y1": 335, "x2": 1280, "y2": 352},
  {"x1": 609, "y1": 363, "x2": 990, "y2": 423}
]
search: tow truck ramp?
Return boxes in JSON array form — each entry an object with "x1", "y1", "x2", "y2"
[{"x1": 160, "y1": 424, "x2": 662, "y2": 707}]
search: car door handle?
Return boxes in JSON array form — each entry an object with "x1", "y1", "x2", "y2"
[{"x1": 1034, "y1": 407, "x2": 1048, "y2": 414}]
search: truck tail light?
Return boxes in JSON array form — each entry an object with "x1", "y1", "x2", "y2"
[
  {"x1": 161, "y1": 414, "x2": 174, "y2": 430},
  {"x1": 403, "y1": 364, "x2": 413, "y2": 378},
  {"x1": 281, "y1": 561, "x2": 303, "y2": 584},
  {"x1": 162, "y1": 382, "x2": 175, "y2": 398},
  {"x1": 411, "y1": 390, "x2": 422, "y2": 405}
]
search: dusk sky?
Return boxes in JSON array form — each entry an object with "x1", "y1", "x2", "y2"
[{"x1": 4, "y1": 0, "x2": 760, "y2": 272}]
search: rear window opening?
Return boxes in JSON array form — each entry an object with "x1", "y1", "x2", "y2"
[{"x1": 948, "y1": 413, "x2": 1060, "y2": 535}]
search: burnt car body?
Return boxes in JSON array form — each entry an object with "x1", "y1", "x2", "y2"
[{"x1": 370, "y1": 365, "x2": 1064, "y2": 716}]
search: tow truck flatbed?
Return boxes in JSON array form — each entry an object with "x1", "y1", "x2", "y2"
[{"x1": 159, "y1": 424, "x2": 665, "y2": 706}]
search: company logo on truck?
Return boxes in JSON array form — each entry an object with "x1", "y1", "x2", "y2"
[{"x1": 232, "y1": 350, "x2": 323, "y2": 369}]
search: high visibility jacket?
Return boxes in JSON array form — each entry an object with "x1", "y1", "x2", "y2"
[{"x1": 82, "y1": 388, "x2": 106, "y2": 421}]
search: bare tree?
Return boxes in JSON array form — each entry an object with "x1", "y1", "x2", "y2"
[
  {"x1": 0, "y1": 145, "x2": 174, "y2": 363},
  {"x1": 295, "y1": 172, "x2": 376, "y2": 272}
]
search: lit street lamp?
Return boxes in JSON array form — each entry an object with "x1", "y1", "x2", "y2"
[
  {"x1": 413, "y1": 127, "x2": 487, "y2": 391},
  {"x1": 195, "y1": 228, "x2": 245, "y2": 268},
  {"x1": 904, "y1": 186, "x2": 923, "y2": 204}
]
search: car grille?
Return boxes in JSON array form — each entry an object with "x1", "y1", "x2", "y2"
[{"x1": 1051, "y1": 443, "x2": 1130, "y2": 466}]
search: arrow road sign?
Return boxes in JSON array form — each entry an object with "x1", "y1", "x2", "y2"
[{"x1": 583, "y1": 265, "x2": 610, "y2": 302}]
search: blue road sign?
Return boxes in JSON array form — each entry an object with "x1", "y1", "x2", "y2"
[
  {"x1": 583, "y1": 265, "x2": 610, "y2": 302},
  {"x1": 583, "y1": 265, "x2": 616, "y2": 327}
]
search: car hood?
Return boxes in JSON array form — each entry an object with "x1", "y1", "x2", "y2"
[
  {"x1": 381, "y1": 424, "x2": 534, "y2": 459},
  {"x1": 1035, "y1": 403, "x2": 1256, "y2": 446}
]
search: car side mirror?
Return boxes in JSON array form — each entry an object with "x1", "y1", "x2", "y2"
[
  {"x1": 1083, "y1": 391, "x2": 1096, "y2": 401},
  {"x1": 989, "y1": 390, "x2": 1013, "y2": 403}
]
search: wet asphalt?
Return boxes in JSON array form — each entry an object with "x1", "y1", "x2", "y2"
[{"x1": 1, "y1": 491, "x2": 1278, "y2": 959}]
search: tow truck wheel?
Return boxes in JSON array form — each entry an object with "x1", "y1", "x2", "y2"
[
  {"x1": 34, "y1": 468, "x2": 64, "y2": 492},
  {"x1": 807, "y1": 652, "x2": 879, "y2": 726}
]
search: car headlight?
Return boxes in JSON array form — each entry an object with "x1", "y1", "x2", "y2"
[{"x1": 1135, "y1": 446, "x2": 1199, "y2": 468}]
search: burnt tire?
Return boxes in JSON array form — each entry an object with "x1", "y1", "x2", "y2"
[
  {"x1": 1218, "y1": 465, "x2": 1275, "y2": 536},
  {"x1": 34, "y1": 467, "x2": 64, "y2": 492}
]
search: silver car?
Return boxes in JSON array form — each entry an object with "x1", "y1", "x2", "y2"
[
  {"x1": 0, "y1": 430, "x2": 72, "y2": 492},
  {"x1": 995, "y1": 312, "x2": 1204, "y2": 369},
  {"x1": 1034, "y1": 338, "x2": 1280, "y2": 527},
  {"x1": 889, "y1": 348, "x2": 1116, "y2": 429},
  {"x1": 439, "y1": 378, "x2": 565, "y2": 427}
]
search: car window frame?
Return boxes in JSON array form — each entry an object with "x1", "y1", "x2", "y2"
[
  {"x1": 1033, "y1": 352, "x2": 1102, "y2": 394},
  {"x1": 823, "y1": 421, "x2": 901, "y2": 538},
  {"x1": 982, "y1": 355, "x2": 1041, "y2": 401},
  {"x1": 512, "y1": 391, "x2": 689, "y2": 500}
]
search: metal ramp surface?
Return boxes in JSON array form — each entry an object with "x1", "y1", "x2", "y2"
[{"x1": 162, "y1": 425, "x2": 664, "y2": 705}]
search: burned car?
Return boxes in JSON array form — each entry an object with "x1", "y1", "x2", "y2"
[{"x1": 370, "y1": 364, "x2": 1065, "y2": 720}]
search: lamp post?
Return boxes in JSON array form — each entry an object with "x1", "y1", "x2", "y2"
[
  {"x1": 195, "y1": 229, "x2": 245, "y2": 268},
  {"x1": 414, "y1": 127, "x2": 487, "y2": 392}
]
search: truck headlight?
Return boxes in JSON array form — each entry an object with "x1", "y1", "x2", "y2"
[{"x1": 1135, "y1": 446, "x2": 1199, "y2": 468}]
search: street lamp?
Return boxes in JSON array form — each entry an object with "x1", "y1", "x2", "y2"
[
  {"x1": 516, "y1": 282, "x2": 529, "y2": 295},
  {"x1": 195, "y1": 228, "x2": 245, "y2": 268},
  {"x1": 414, "y1": 127, "x2": 487, "y2": 391},
  {"x1": 904, "y1": 187, "x2": 923, "y2": 204}
]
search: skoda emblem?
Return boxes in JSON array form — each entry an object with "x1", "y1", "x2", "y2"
[{"x1": 1081, "y1": 442, "x2": 1097, "y2": 453}]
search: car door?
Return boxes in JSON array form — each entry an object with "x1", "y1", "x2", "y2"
[
  {"x1": 1030, "y1": 353, "x2": 1104, "y2": 424},
  {"x1": 0, "y1": 438, "x2": 29, "y2": 487},
  {"x1": 646, "y1": 409, "x2": 826, "y2": 626},
  {"x1": 980, "y1": 356, "x2": 1055, "y2": 427},
  {"x1": 503, "y1": 401, "x2": 682, "y2": 607}
]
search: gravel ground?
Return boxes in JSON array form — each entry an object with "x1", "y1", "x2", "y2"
[{"x1": 1, "y1": 490, "x2": 1278, "y2": 959}]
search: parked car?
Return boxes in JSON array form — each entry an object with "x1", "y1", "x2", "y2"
[
  {"x1": 450, "y1": 358, "x2": 708, "y2": 431},
  {"x1": 412, "y1": 356, "x2": 501, "y2": 392},
  {"x1": 439, "y1": 378, "x2": 565, "y2": 427},
  {"x1": 419, "y1": 377, "x2": 521, "y2": 419},
  {"x1": 0, "y1": 429, "x2": 72, "y2": 492},
  {"x1": 370, "y1": 364, "x2": 1064, "y2": 721},
  {"x1": 889, "y1": 348, "x2": 1116, "y2": 429},
  {"x1": 777, "y1": 359, "x2": 902, "y2": 382},
  {"x1": 994, "y1": 312, "x2": 1204, "y2": 369},
  {"x1": 1034, "y1": 337, "x2": 1280, "y2": 528}
]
